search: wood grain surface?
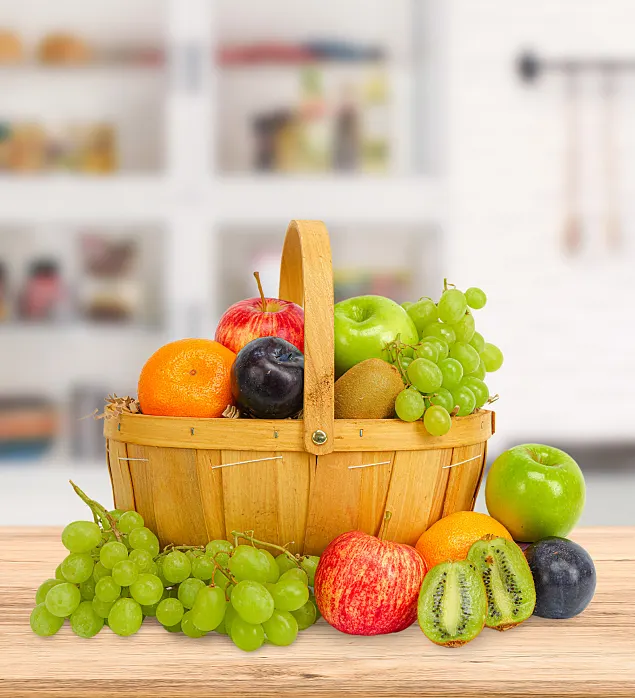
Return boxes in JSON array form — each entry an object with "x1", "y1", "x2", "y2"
[{"x1": 1, "y1": 527, "x2": 633, "y2": 697}]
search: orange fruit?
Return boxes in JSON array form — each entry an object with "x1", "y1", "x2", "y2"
[
  {"x1": 415, "y1": 511, "x2": 513, "y2": 569},
  {"x1": 138, "y1": 339, "x2": 236, "y2": 418}
]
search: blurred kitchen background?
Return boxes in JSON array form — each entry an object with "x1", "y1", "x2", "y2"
[{"x1": 0, "y1": 0, "x2": 633, "y2": 525}]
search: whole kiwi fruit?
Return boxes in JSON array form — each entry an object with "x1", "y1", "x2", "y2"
[
  {"x1": 417, "y1": 559, "x2": 487, "y2": 648},
  {"x1": 467, "y1": 535, "x2": 536, "y2": 630},
  {"x1": 334, "y1": 358, "x2": 404, "y2": 419}
]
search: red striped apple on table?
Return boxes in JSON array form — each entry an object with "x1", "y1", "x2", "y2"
[
  {"x1": 314, "y1": 528, "x2": 427, "y2": 636},
  {"x1": 215, "y1": 272, "x2": 304, "y2": 354}
]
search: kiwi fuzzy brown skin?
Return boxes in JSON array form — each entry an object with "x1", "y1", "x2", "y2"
[
  {"x1": 334, "y1": 358, "x2": 405, "y2": 419},
  {"x1": 467, "y1": 534, "x2": 536, "y2": 631},
  {"x1": 417, "y1": 559, "x2": 487, "y2": 648}
]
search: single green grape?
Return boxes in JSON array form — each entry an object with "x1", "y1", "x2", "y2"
[
  {"x1": 30, "y1": 603, "x2": 64, "y2": 636},
  {"x1": 181, "y1": 610, "x2": 207, "y2": 637},
  {"x1": 178, "y1": 578, "x2": 206, "y2": 610},
  {"x1": 451, "y1": 385, "x2": 476, "y2": 416},
  {"x1": 205, "y1": 539, "x2": 233, "y2": 568},
  {"x1": 214, "y1": 568, "x2": 232, "y2": 591},
  {"x1": 108, "y1": 598, "x2": 143, "y2": 637},
  {"x1": 469, "y1": 331, "x2": 485, "y2": 354},
  {"x1": 121, "y1": 534, "x2": 132, "y2": 551},
  {"x1": 423, "y1": 405, "x2": 452, "y2": 436},
  {"x1": 141, "y1": 588, "x2": 168, "y2": 617},
  {"x1": 45, "y1": 582, "x2": 81, "y2": 618},
  {"x1": 130, "y1": 573, "x2": 164, "y2": 606},
  {"x1": 55, "y1": 564, "x2": 66, "y2": 581},
  {"x1": 154, "y1": 557, "x2": 171, "y2": 588},
  {"x1": 438, "y1": 358, "x2": 463, "y2": 389},
  {"x1": 99, "y1": 541, "x2": 128, "y2": 570},
  {"x1": 270, "y1": 578, "x2": 309, "y2": 612},
  {"x1": 427, "y1": 387, "x2": 455, "y2": 413},
  {"x1": 91, "y1": 596, "x2": 116, "y2": 619},
  {"x1": 79, "y1": 577, "x2": 96, "y2": 601},
  {"x1": 162, "y1": 550, "x2": 191, "y2": 584},
  {"x1": 438, "y1": 289, "x2": 467, "y2": 325},
  {"x1": 452, "y1": 312, "x2": 475, "y2": 343},
  {"x1": 481, "y1": 343, "x2": 504, "y2": 372},
  {"x1": 128, "y1": 527, "x2": 160, "y2": 557},
  {"x1": 461, "y1": 376, "x2": 489, "y2": 408},
  {"x1": 191, "y1": 555, "x2": 215, "y2": 581},
  {"x1": 230, "y1": 616, "x2": 264, "y2": 652},
  {"x1": 228, "y1": 545, "x2": 270, "y2": 584},
  {"x1": 400, "y1": 301, "x2": 413, "y2": 311},
  {"x1": 109, "y1": 509, "x2": 125, "y2": 522},
  {"x1": 310, "y1": 593, "x2": 321, "y2": 620},
  {"x1": 231, "y1": 580, "x2": 275, "y2": 624},
  {"x1": 262, "y1": 609, "x2": 298, "y2": 647},
  {"x1": 61, "y1": 521, "x2": 102, "y2": 554},
  {"x1": 70, "y1": 600, "x2": 104, "y2": 638},
  {"x1": 300, "y1": 556, "x2": 319, "y2": 587},
  {"x1": 112, "y1": 559, "x2": 139, "y2": 587},
  {"x1": 95, "y1": 576, "x2": 121, "y2": 604},
  {"x1": 291, "y1": 599, "x2": 317, "y2": 630},
  {"x1": 164, "y1": 621, "x2": 182, "y2": 633},
  {"x1": 275, "y1": 553, "x2": 297, "y2": 577},
  {"x1": 395, "y1": 387, "x2": 425, "y2": 422},
  {"x1": 465, "y1": 287, "x2": 487, "y2": 309},
  {"x1": 470, "y1": 358, "x2": 487, "y2": 380},
  {"x1": 93, "y1": 561, "x2": 110, "y2": 582},
  {"x1": 117, "y1": 511, "x2": 144, "y2": 535},
  {"x1": 279, "y1": 568, "x2": 308, "y2": 586},
  {"x1": 156, "y1": 597, "x2": 185, "y2": 627},
  {"x1": 449, "y1": 341, "x2": 480, "y2": 374},
  {"x1": 35, "y1": 578, "x2": 63, "y2": 605},
  {"x1": 398, "y1": 355, "x2": 413, "y2": 372},
  {"x1": 407, "y1": 358, "x2": 443, "y2": 393},
  {"x1": 414, "y1": 341, "x2": 439, "y2": 363},
  {"x1": 424, "y1": 336, "x2": 449, "y2": 360},
  {"x1": 260, "y1": 549, "x2": 280, "y2": 583},
  {"x1": 60, "y1": 553, "x2": 94, "y2": 584},
  {"x1": 406, "y1": 298, "x2": 438, "y2": 335},
  {"x1": 128, "y1": 549, "x2": 153, "y2": 573},
  {"x1": 224, "y1": 603, "x2": 238, "y2": 636},
  {"x1": 191, "y1": 586, "x2": 226, "y2": 632},
  {"x1": 423, "y1": 322, "x2": 456, "y2": 346}
]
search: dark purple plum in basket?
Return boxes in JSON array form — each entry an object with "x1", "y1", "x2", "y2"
[
  {"x1": 524, "y1": 537, "x2": 596, "y2": 619},
  {"x1": 231, "y1": 336, "x2": 304, "y2": 419}
]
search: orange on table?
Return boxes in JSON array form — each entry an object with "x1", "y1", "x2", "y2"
[
  {"x1": 138, "y1": 338, "x2": 236, "y2": 418},
  {"x1": 415, "y1": 511, "x2": 513, "y2": 569}
]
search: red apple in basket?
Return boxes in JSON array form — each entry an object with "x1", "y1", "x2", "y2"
[
  {"x1": 314, "y1": 525, "x2": 427, "y2": 636},
  {"x1": 215, "y1": 272, "x2": 304, "y2": 354}
]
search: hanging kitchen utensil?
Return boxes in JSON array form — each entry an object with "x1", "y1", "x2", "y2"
[
  {"x1": 563, "y1": 69, "x2": 583, "y2": 256},
  {"x1": 601, "y1": 70, "x2": 621, "y2": 251}
]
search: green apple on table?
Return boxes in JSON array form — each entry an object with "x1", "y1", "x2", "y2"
[
  {"x1": 334, "y1": 295, "x2": 418, "y2": 377},
  {"x1": 485, "y1": 444, "x2": 586, "y2": 542}
]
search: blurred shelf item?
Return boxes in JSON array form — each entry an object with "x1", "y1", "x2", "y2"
[
  {"x1": 218, "y1": 40, "x2": 384, "y2": 66},
  {"x1": 214, "y1": 175, "x2": 446, "y2": 222},
  {"x1": 0, "y1": 28, "x2": 22, "y2": 64},
  {"x1": 333, "y1": 268, "x2": 412, "y2": 304},
  {"x1": 37, "y1": 32, "x2": 92, "y2": 65},
  {"x1": 0, "y1": 395, "x2": 58, "y2": 460}
]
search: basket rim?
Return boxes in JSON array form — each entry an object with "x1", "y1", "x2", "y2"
[{"x1": 104, "y1": 409, "x2": 494, "y2": 453}]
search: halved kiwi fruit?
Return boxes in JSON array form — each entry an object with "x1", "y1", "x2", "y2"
[
  {"x1": 467, "y1": 535, "x2": 536, "y2": 631},
  {"x1": 417, "y1": 560, "x2": 487, "y2": 647}
]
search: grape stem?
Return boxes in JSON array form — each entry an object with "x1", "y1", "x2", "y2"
[
  {"x1": 69, "y1": 480, "x2": 122, "y2": 541},
  {"x1": 377, "y1": 511, "x2": 393, "y2": 541},
  {"x1": 486, "y1": 393, "x2": 500, "y2": 405},
  {"x1": 231, "y1": 530, "x2": 302, "y2": 568}
]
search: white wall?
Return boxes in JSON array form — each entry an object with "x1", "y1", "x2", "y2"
[{"x1": 446, "y1": 0, "x2": 635, "y2": 446}]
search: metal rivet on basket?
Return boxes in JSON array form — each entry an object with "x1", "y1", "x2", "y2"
[
  {"x1": 274, "y1": 430, "x2": 279, "y2": 438},
  {"x1": 117, "y1": 423, "x2": 121, "y2": 431},
  {"x1": 311, "y1": 429, "x2": 328, "y2": 446},
  {"x1": 191, "y1": 427, "x2": 195, "y2": 435},
  {"x1": 359, "y1": 429, "x2": 363, "y2": 437}
]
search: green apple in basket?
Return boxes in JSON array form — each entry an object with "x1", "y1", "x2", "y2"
[{"x1": 334, "y1": 295, "x2": 418, "y2": 377}]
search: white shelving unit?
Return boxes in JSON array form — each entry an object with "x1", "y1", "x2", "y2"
[{"x1": 0, "y1": 0, "x2": 448, "y2": 470}]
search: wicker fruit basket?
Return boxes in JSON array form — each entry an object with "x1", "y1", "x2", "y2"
[{"x1": 104, "y1": 220, "x2": 494, "y2": 555}]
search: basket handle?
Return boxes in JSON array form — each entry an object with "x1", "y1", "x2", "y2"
[{"x1": 279, "y1": 220, "x2": 335, "y2": 455}]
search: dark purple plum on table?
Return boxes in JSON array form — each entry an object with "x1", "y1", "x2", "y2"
[
  {"x1": 231, "y1": 336, "x2": 304, "y2": 419},
  {"x1": 524, "y1": 537, "x2": 596, "y2": 619}
]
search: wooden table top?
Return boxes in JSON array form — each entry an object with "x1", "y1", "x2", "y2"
[{"x1": 0, "y1": 526, "x2": 633, "y2": 697}]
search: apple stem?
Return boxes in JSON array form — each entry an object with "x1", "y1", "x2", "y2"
[
  {"x1": 377, "y1": 511, "x2": 392, "y2": 541},
  {"x1": 231, "y1": 530, "x2": 302, "y2": 568},
  {"x1": 253, "y1": 271, "x2": 268, "y2": 313}
]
